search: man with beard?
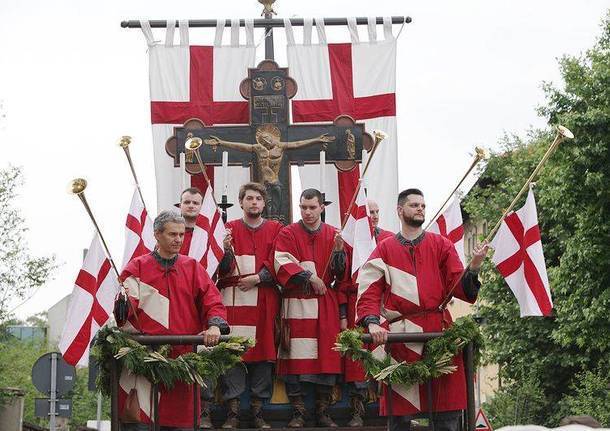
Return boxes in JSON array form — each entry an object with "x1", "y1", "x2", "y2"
[
  {"x1": 356, "y1": 188, "x2": 489, "y2": 431},
  {"x1": 367, "y1": 199, "x2": 394, "y2": 243},
  {"x1": 117, "y1": 210, "x2": 228, "y2": 431},
  {"x1": 273, "y1": 188, "x2": 347, "y2": 428},
  {"x1": 178, "y1": 187, "x2": 203, "y2": 255},
  {"x1": 216, "y1": 182, "x2": 283, "y2": 429}
]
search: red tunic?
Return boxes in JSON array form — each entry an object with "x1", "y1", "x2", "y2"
[
  {"x1": 217, "y1": 218, "x2": 282, "y2": 362},
  {"x1": 117, "y1": 253, "x2": 227, "y2": 428},
  {"x1": 273, "y1": 222, "x2": 343, "y2": 375},
  {"x1": 342, "y1": 227, "x2": 395, "y2": 382},
  {"x1": 356, "y1": 232, "x2": 474, "y2": 416}
]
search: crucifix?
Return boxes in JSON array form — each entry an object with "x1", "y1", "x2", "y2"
[{"x1": 165, "y1": 60, "x2": 374, "y2": 223}]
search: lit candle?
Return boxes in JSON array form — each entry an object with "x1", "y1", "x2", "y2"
[
  {"x1": 319, "y1": 150, "x2": 326, "y2": 192},
  {"x1": 180, "y1": 152, "x2": 187, "y2": 191},
  {"x1": 361, "y1": 149, "x2": 368, "y2": 188},
  {"x1": 222, "y1": 151, "x2": 229, "y2": 196}
]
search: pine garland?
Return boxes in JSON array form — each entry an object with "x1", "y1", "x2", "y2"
[
  {"x1": 92, "y1": 326, "x2": 253, "y2": 396},
  {"x1": 335, "y1": 316, "x2": 483, "y2": 388}
]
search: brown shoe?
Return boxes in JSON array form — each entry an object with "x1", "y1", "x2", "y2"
[
  {"x1": 347, "y1": 394, "x2": 365, "y2": 427},
  {"x1": 200, "y1": 400, "x2": 213, "y2": 429},
  {"x1": 287, "y1": 395, "x2": 306, "y2": 428},
  {"x1": 251, "y1": 397, "x2": 271, "y2": 429},
  {"x1": 222, "y1": 398, "x2": 240, "y2": 429},
  {"x1": 315, "y1": 392, "x2": 338, "y2": 428}
]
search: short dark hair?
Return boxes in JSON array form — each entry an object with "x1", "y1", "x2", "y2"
[
  {"x1": 397, "y1": 188, "x2": 424, "y2": 206},
  {"x1": 300, "y1": 188, "x2": 324, "y2": 205},
  {"x1": 180, "y1": 187, "x2": 203, "y2": 201},
  {"x1": 239, "y1": 182, "x2": 267, "y2": 201}
]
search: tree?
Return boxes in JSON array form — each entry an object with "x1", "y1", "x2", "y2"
[
  {"x1": 0, "y1": 166, "x2": 56, "y2": 323},
  {"x1": 465, "y1": 12, "x2": 610, "y2": 426}
]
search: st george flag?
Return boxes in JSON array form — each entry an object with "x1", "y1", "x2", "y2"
[
  {"x1": 491, "y1": 188, "x2": 553, "y2": 317},
  {"x1": 59, "y1": 234, "x2": 118, "y2": 366},
  {"x1": 427, "y1": 198, "x2": 466, "y2": 266},
  {"x1": 339, "y1": 167, "x2": 376, "y2": 275},
  {"x1": 121, "y1": 188, "x2": 155, "y2": 269},
  {"x1": 188, "y1": 186, "x2": 226, "y2": 277}
]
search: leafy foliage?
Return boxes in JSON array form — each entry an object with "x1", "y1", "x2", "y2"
[
  {"x1": 0, "y1": 166, "x2": 56, "y2": 322},
  {"x1": 92, "y1": 326, "x2": 254, "y2": 396},
  {"x1": 464, "y1": 12, "x2": 610, "y2": 426},
  {"x1": 335, "y1": 316, "x2": 483, "y2": 387}
]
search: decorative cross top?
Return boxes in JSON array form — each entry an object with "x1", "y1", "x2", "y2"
[{"x1": 166, "y1": 60, "x2": 373, "y2": 223}]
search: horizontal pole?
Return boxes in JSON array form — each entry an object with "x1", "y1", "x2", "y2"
[
  {"x1": 361, "y1": 332, "x2": 444, "y2": 343},
  {"x1": 129, "y1": 334, "x2": 233, "y2": 345},
  {"x1": 121, "y1": 16, "x2": 411, "y2": 29}
]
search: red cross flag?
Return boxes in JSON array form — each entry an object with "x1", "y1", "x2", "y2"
[
  {"x1": 188, "y1": 187, "x2": 226, "y2": 277},
  {"x1": 339, "y1": 167, "x2": 376, "y2": 275},
  {"x1": 286, "y1": 17, "x2": 399, "y2": 231},
  {"x1": 59, "y1": 234, "x2": 118, "y2": 366},
  {"x1": 140, "y1": 20, "x2": 254, "y2": 213},
  {"x1": 491, "y1": 188, "x2": 553, "y2": 316},
  {"x1": 121, "y1": 188, "x2": 156, "y2": 269},
  {"x1": 428, "y1": 198, "x2": 466, "y2": 266}
]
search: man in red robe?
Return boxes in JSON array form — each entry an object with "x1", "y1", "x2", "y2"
[
  {"x1": 339, "y1": 197, "x2": 395, "y2": 427},
  {"x1": 216, "y1": 182, "x2": 282, "y2": 429},
  {"x1": 178, "y1": 187, "x2": 204, "y2": 255},
  {"x1": 273, "y1": 188, "x2": 346, "y2": 428},
  {"x1": 368, "y1": 198, "x2": 393, "y2": 242},
  {"x1": 116, "y1": 210, "x2": 228, "y2": 431},
  {"x1": 357, "y1": 189, "x2": 488, "y2": 431}
]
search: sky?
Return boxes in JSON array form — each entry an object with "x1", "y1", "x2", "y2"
[{"x1": 0, "y1": 0, "x2": 608, "y2": 319}]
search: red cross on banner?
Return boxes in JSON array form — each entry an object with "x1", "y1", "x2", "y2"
[
  {"x1": 151, "y1": 47, "x2": 249, "y2": 125},
  {"x1": 292, "y1": 44, "x2": 396, "y2": 122},
  {"x1": 491, "y1": 188, "x2": 553, "y2": 317},
  {"x1": 495, "y1": 212, "x2": 552, "y2": 315}
]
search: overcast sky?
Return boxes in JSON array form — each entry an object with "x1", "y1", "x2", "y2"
[{"x1": 1, "y1": 0, "x2": 608, "y2": 319}]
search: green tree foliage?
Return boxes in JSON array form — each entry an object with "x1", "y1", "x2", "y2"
[
  {"x1": 467, "y1": 13, "x2": 610, "y2": 426},
  {"x1": 0, "y1": 337, "x2": 109, "y2": 427},
  {"x1": 0, "y1": 166, "x2": 56, "y2": 323}
]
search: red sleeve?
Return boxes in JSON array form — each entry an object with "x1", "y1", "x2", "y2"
[
  {"x1": 273, "y1": 226, "x2": 307, "y2": 288},
  {"x1": 194, "y1": 261, "x2": 227, "y2": 323},
  {"x1": 218, "y1": 221, "x2": 237, "y2": 278},
  {"x1": 355, "y1": 244, "x2": 388, "y2": 324},
  {"x1": 438, "y1": 236, "x2": 473, "y2": 303},
  {"x1": 261, "y1": 221, "x2": 283, "y2": 277},
  {"x1": 117, "y1": 259, "x2": 141, "y2": 324}
]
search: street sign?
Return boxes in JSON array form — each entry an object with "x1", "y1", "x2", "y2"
[
  {"x1": 475, "y1": 408, "x2": 493, "y2": 431},
  {"x1": 34, "y1": 398, "x2": 72, "y2": 418},
  {"x1": 31, "y1": 352, "x2": 76, "y2": 396}
]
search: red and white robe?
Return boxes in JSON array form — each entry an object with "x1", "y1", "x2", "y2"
[
  {"x1": 273, "y1": 222, "x2": 344, "y2": 376},
  {"x1": 117, "y1": 253, "x2": 227, "y2": 428},
  {"x1": 356, "y1": 232, "x2": 477, "y2": 416},
  {"x1": 342, "y1": 228, "x2": 395, "y2": 383},
  {"x1": 217, "y1": 218, "x2": 283, "y2": 362}
]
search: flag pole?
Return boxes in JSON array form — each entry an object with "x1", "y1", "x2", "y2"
[
  {"x1": 424, "y1": 147, "x2": 487, "y2": 231},
  {"x1": 118, "y1": 136, "x2": 148, "y2": 211},
  {"x1": 484, "y1": 125, "x2": 573, "y2": 242},
  {"x1": 68, "y1": 178, "x2": 121, "y2": 280},
  {"x1": 185, "y1": 135, "x2": 242, "y2": 278},
  {"x1": 437, "y1": 125, "x2": 574, "y2": 311},
  {"x1": 319, "y1": 130, "x2": 387, "y2": 281}
]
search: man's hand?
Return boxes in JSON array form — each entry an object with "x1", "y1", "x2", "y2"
[
  {"x1": 223, "y1": 228, "x2": 233, "y2": 250},
  {"x1": 340, "y1": 318, "x2": 348, "y2": 331},
  {"x1": 201, "y1": 326, "x2": 221, "y2": 346},
  {"x1": 368, "y1": 323, "x2": 389, "y2": 345},
  {"x1": 237, "y1": 274, "x2": 260, "y2": 292},
  {"x1": 309, "y1": 275, "x2": 327, "y2": 296},
  {"x1": 333, "y1": 231, "x2": 344, "y2": 252},
  {"x1": 470, "y1": 241, "x2": 490, "y2": 271}
]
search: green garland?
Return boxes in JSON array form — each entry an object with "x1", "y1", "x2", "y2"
[
  {"x1": 335, "y1": 316, "x2": 483, "y2": 388},
  {"x1": 92, "y1": 326, "x2": 253, "y2": 396}
]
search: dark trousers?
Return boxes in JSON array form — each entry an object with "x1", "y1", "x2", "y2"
[{"x1": 220, "y1": 361, "x2": 273, "y2": 401}]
